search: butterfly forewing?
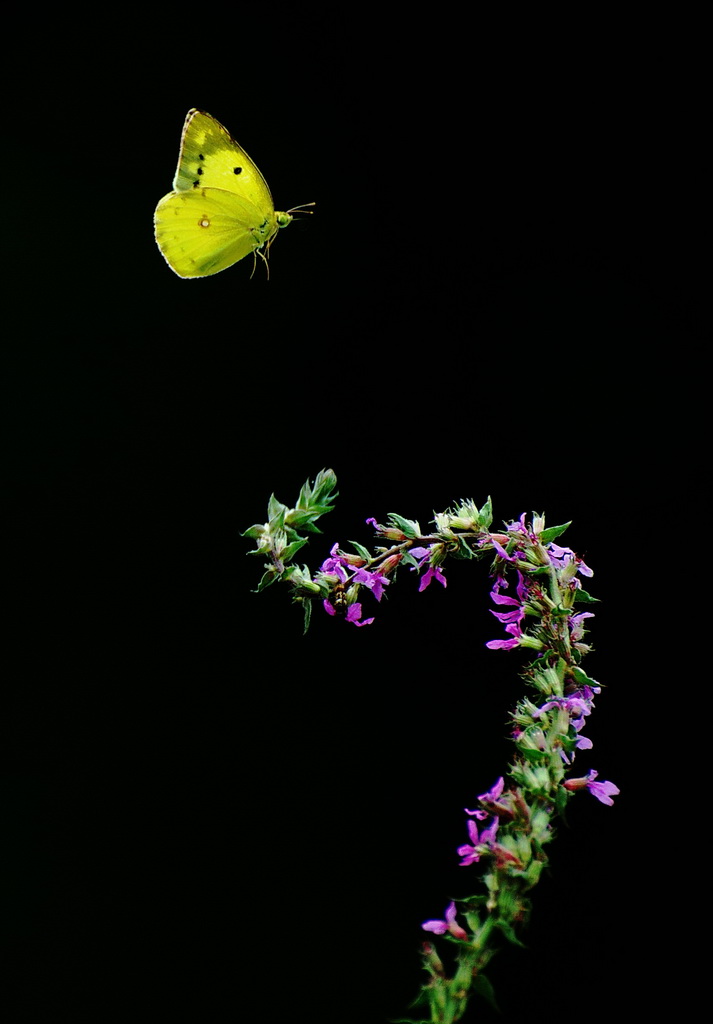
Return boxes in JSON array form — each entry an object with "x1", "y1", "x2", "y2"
[{"x1": 173, "y1": 109, "x2": 275, "y2": 215}]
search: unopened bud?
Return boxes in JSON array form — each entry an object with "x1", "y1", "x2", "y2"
[
  {"x1": 340, "y1": 552, "x2": 367, "y2": 567},
  {"x1": 379, "y1": 553, "x2": 403, "y2": 576}
]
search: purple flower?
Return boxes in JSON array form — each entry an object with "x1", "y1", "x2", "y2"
[
  {"x1": 410, "y1": 547, "x2": 431, "y2": 563},
  {"x1": 418, "y1": 565, "x2": 447, "y2": 592},
  {"x1": 365, "y1": 517, "x2": 406, "y2": 541},
  {"x1": 421, "y1": 901, "x2": 468, "y2": 941},
  {"x1": 490, "y1": 571, "x2": 528, "y2": 606},
  {"x1": 536, "y1": 694, "x2": 594, "y2": 730},
  {"x1": 320, "y1": 543, "x2": 349, "y2": 582},
  {"x1": 506, "y1": 513, "x2": 529, "y2": 535},
  {"x1": 586, "y1": 777, "x2": 620, "y2": 806},
  {"x1": 465, "y1": 776, "x2": 505, "y2": 817},
  {"x1": 564, "y1": 770, "x2": 620, "y2": 806},
  {"x1": 581, "y1": 682, "x2": 601, "y2": 698},
  {"x1": 409, "y1": 547, "x2": 447, "y2": 590},
  {"x1": 570, "y1": 611, "x2": 595, "y2": 641},
  {"x1": 486, "y1": 571, "x2": 529, "y2": 649},
  {"x1": 323, "y1": 599, "x2": 374, "y2": 626},
  {"x1": 345, "y1": 603, "x2": 374, "y2": 627},
  {"x1": 485, "y1": 636, "x2": 521, "y2": 651},
  {"x1": 489, "y1": 606, "x2": 524, "y2": 625},
  {"x1": 485, "y1": 619, "x2": 523, "y2": 650},
  {"x1": 464, "y1": 806, "x2": 489, "y2": 820},
  {"x1": 490, "y1": 537, "x2": 518, "y2": 562},
  {"x1": 352, "y1": 566, "x2": 390, "y2": 602},
  {"x1": 457, "y1": 816, "x2": 499, "y2": 866},
  {"x1": 548, "y1": 543, "x2": 593, "y2": 578}
]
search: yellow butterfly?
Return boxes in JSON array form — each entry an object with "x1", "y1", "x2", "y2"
[{"x1": 154, "y1": 109, "x2": 312, "y2": 278}]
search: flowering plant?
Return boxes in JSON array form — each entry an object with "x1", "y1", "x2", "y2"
[{"x1": 243, "y1": 469, "x2": 618, "y2": 1022}]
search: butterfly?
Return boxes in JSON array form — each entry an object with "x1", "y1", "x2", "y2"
[{"x1": 154, "y1": 109, "x2": 312, "y2": 278}]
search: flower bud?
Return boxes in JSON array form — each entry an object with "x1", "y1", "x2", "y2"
[
  {"x1": 379, "y1": 553, "x2": 403, "y2": 576},
  {"x1": 340, "y1": 552, "x2": 367, "y2": 567}
]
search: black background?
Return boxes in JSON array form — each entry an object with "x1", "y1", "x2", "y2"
[{"x1": 5, "y1": 9, "x2": 706, "y2": 1022}]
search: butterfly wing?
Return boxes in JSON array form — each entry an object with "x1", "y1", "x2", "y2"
[
  {"x1": 154, "y1": 186, "x2": 278, "y2": 278},
  {"x1": 172, "y1": 109, "x2": 276, "y2": 215}
]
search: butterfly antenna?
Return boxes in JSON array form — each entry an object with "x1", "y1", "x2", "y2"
[{"x1": 287, "y1": 202, "x2": 316, "y2": 217}]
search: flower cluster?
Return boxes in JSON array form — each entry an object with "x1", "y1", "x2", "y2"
[
  {"x1": 244, "y1": 471, "x2": 618, "y2": 1023},
  {"x1": 318, "y1": 542, "x2": 394, "y2": 626},
  {"x1": 486, "y1": 571, "x2": 530, "y2": 650}
]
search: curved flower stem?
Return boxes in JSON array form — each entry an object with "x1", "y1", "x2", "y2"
[{"x1": 243, "y1": 470, "x2": 618, "y2": 1023}]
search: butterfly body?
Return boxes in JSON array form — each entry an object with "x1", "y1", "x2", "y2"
[{"x1": 154, "y1": 109, "x2": 303, "y2": 278}]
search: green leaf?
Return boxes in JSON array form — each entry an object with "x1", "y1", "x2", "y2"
[
  {"x1": 519, "y1": 747, "x2": 549, "y2": 763},
  {"x1": 347, "y1": 540, "x2": 373, "y2": 561},
  {"x1": 281, "y1": 537, "x2": 310, "y2": 562},
  {"x1": 387, "y1": 513, "x2": 422, "y2": 538},
  {"x1": 308, "y1": 467, "x2": 338, "y2": 506},
  {"x1": 555, "y1": 786, "x2": 570, "y2": 816},
  {"x1": 571, "y1": 665, "x2": 600, "y2": 689},
  {"x1": 285, "y1": 509, "x2": 325, "y2": 531},
  {"x1": 241, "y1": 523, "x2": 267, "y2": 539},
  {"x1": 478, "y1": 496, "x2": 493, "y2": 528},
  {"x1": 267, "y1": 493, "x2": 287, "y2": 522},
  {"x1": 539, "y1": 521, "x2": 571, "y2": 543},
  {"x1": 450, "y1": 536, "x2": 486, "y2": 560},
  {"x1": 472, "y1": 972, "x2": 500, "y2": 1012},
  {"x1": 495, "y1": 916, "x2": 528, "y2": 947},
  {"x1": 574, "y1": 588, "x2": 599, "y2": 604},
  {"x1": 295, "y1": 478, "x2": 312, "y2": 510},
  {"x1": 254, "y1": 568, "x2": 280, "y2": 593},
  {"x1": 294, "y1": 468, "x2": 337, "y2": 510}
]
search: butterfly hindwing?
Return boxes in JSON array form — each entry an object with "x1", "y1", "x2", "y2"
[{"x1": 154, "y1": 186, "x2": 277, "y2": 279}]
